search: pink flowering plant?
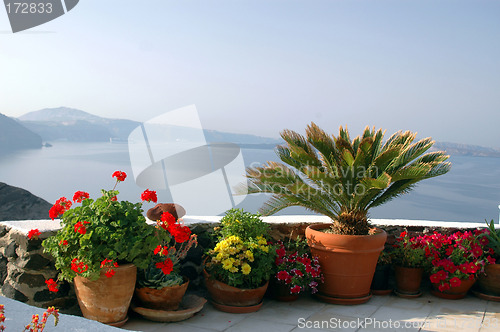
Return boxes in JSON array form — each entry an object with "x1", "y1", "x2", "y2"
[
  {"x1": 426, "y1": 230, "x2": 494, "y2": 292},
  {"x1": 274, "y1": 238, "x2": 323, "y2": 295},
  {"x1": 391, "y1": 230, "x2": 429, "y2": 268},
  {"x1": 0, "y1": 304, "x2": 59, "y2": 332},
  {"x1": 42, "y1": 171, "x2": 169, "y2": 286}
]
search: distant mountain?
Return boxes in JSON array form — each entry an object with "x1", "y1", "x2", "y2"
[
  {"x1": 432, "y1": 142, "x2": 500, "y2": 158},
  {"x1": 0, "y1": 113, "x2": 42, "y2": 153},
  {"x1": 18, "y1": 107, "x2": 283, "y2": 147},
  {"x1": 18, "y1": 107, "x2": 140, "y2": 142}
]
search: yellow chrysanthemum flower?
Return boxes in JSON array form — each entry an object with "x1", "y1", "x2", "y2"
[
  {"x1": 245, "y1": 250, "x2": 254, "y2": 261},
  {"x1": 259, "y1": 245, "x2": 269, "y2": 253},
  {"x1": 241, "y1": 263, "x2": 251, "y2": 275}
]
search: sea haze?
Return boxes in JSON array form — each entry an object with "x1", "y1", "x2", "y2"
[{"x1": 0, "y1": 142, "x2": 499, "y2": 223}]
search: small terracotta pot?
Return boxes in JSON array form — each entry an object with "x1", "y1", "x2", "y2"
[
  {"x1": 74, "y1": 263, "x2": 136, "y2": 326},
  {"x1": 270, "y1": 279, "x2": 299, "y2": 302},
  {"x1": 371, "y1": 264, "x2": 392, "y2": 291},
  {"x1": 478, "y1": 264, "x2": 500, "y2": 296},
  {"x1": 432, "y1": 277, "x2": 476, "y2": 300},
  {"x1": 135, "y1": 278, "x2": 189, "y2": 311},
  {"x1": 203, "y1": 270, "x2": 268, "y2": 309},
  {"x1": 394, "y1": 266, "x2": 423, "y2": 295}
]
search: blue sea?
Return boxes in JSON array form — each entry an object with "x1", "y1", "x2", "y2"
[{"x1": 0, "y1": 142, "x2": 499, "y2": 223}]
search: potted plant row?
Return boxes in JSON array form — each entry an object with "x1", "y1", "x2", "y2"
[
  {"x1": 242, "y1": 123, "x2": 451, "y2": 304},
  {"x1": 42, "y1": 171, "x2": 167, "y2": 326}
]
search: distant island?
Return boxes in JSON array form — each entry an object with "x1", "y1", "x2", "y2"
[{"x1": 1, "y1": 106, "x2": 500, "y2": 157}]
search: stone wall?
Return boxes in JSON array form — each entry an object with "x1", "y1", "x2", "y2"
[
  {"x1": 0, "y1": 218, "x2": 486, "y2": 312},
  {"x1": 0, "y1": 224, "x2": 76, "y2": 312}
]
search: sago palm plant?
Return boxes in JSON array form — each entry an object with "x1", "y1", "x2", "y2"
[{"x1": 243, "y1": 123, "x2": 451, "y2": 235}]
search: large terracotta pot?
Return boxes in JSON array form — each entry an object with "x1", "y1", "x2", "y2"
[
  {"x1": 135, "y1": 278, "x2": 189, "y2": 311},
  {"x1": 305, "y1": 224, "x2": 387, "y2": 304},
  {"x1": 394, "y1": 266, "x2": 423, "y2": 296},
  {"x1": 431, "y1": 277, "x2": 476, "y2": 300},
  {"x1": 203, "y1": 270, "x2": 268, "y2": 312},
  {"x1": 74, "y1": 263, "x2": 136, "y2": 326},
  {"x1": 478, "y1": 264, "x2": 500, "y2": 296}
]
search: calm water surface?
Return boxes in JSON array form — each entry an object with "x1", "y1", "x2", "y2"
[{"x1": 0, "y1": 142, "x2": 499, "y2": 222}]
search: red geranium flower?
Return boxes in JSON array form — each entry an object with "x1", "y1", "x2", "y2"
[
  {"x1": 438, "y1": 282, "x2": 450, "y2": 292},
  {"x1": 140, "y1": 189, "x2": 157, "y2": 203},
  {"x1": 59, "y1": 239, "x2": 68, "y2": 246},
  {"x1": 45, "y1": 279, "x2": 59, "y2": 293},
  {"x1": 71, "y1": 258, "x2": 88, "y2": 274},
  {"x1": 155, "y1": 258, "x2": 174, "y2": 275},
  {"x1": 49, "y1": 197, "x2": 72, "y2": 220},
  {"x1": 112, "y1": 171, "x2": 127, "y2": 182},
  {"x1": 74, "y1": 221, "x2": 89, "y2": 235},
  {"x1": 27, "y1": 229, "x2": 41, "y2": 240},
  {"x1": 290, "y1": 285, "x2": 301, "y2": 294},
  {"x1": 72, "y1": 191, "x2": 90, "y2": 203}
]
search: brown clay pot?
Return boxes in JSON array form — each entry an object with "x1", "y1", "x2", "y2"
[
  {"x1": 305, "y1": 224, "x2": 386, "y2": 304},
  {"x1": 394, "y1": 266, "x2": 423, "y2": 295},
  {"x1": 74, "y1": 263, "x2": 136, "y2": 326},
  {"x1": 431, "y1": 277, "x2": 476, "y2": 300},
  {"x1": 478, "y1": 264, "x2": 500, "y2": 296},
  {"x1": 203, "y1": 270, "x2": 268, "y2": 309},
  {"x1": 135, "y1": 278, "x2": 189, "y2": 311},
  {"x1": 269, "y1": 278, "x2": 299, "y2": 302}
]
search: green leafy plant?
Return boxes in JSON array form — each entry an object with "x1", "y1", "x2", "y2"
[
  {"x1": 242, "y1": 123, "x2": 451, "y2": 235},
  {"x1": 42, "y1": 171, "x2": 168, "y2": 283},
  {"x1": 217, "y1": 208, "x2": 270, "y2": 240},
  {"x1": 391, "y1": 230, "x2": 428, "y2": 268},
  {"x1": 482, "y1": 219, "x2": 500, "y2": 260},
  {"x1": 137, "y1": 263, "x2": 184, "y2": 289},
  {"x1": 205, "y1": 209, "x2": 276, "y2": 289}
]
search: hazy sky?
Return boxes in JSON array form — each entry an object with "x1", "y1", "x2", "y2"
[{"x1": 1, "y1": 0, "x2": 499, "y2": 147}]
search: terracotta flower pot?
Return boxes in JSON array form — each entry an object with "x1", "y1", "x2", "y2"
[
  {"x1": 394, "y1": 266, "x2": 423, "y2": 296},
  {"x1": 269, "y1": 278, "x2": 299, "y2": 302},
  {"x1": 203, "y1": 270, "x2": 268, "y2": 312},
  {"x1": 135, "y1": 278, "x2": 189, "y2": 311},
  {"x1": 74, "y1": 263, "x2": 136, "y2": 326},
  {"x1": 305, "y1": 224, "x2": 387, "y2": 304},
  {"x1": 371, "y1": 264, "x2": 392, "y2": 295},
  {"x1": 432, "y1": 277, "x2": 476, "y2": 300},
  {"x1": 478, "y1": 264, "x2": 500, "y2": 296}
]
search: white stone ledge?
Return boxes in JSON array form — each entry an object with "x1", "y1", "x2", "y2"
[
  {"x1": 0, "y1": 216, "x2": 490, "y2": 236},
  {"x1": 0, "y1": 295, "x2": 122, "y2": 331}
]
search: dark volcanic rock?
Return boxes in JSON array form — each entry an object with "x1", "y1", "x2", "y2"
[{"x1": 0, "y1": 183, "x2": 52, "y2": 221}]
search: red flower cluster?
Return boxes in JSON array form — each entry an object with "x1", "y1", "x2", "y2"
[
  {"x1": 112, "y1": 171, "x2": 127, "y2": 182},
  {"x1": 28, "y1": 229, "x2": 41, "y2": 240},
  {"x1": 74, "y1": 221, "x2": 90, "y2": 235},
  {"x1": 49, "y1": 197, "x2": 72, "y2": 220},
  {"x1": 45, "y1": 278, "x2": 59, "y2": 293},
  {"x1": 157, "y1": 212, "x2": 192, "y2": 243},
  {"x1": 100, "y1": 259, "x2": 119, "y2": 278},
  {"x1": 72, "y1": 191, "x2": 90, "y2": 203},
  {"x1": 151, "y1": 212, "x2": 198, "y2": 275},
  {"x1": 274, "y1": 241, "x2": 322, "y2": 295},
  {"x1": 425, "y1": 229, "x2": 494, "y2": 292},
  {"x1": 59, "y1": 240, "x2": 68, "y2": 246},
  {"x1": 140, "y1": 189, "x2": 158, "y2": 203},
  {"x1": 155, "y1": 258, "x2": 174, "y2": 275},
  {"x1": 71, "y1": 258, "x2": 88, "y2": 274}
]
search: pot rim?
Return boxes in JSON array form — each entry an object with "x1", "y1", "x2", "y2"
[{"x1": 306, "y1": 223, "x2": 387, "y2": 237}]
